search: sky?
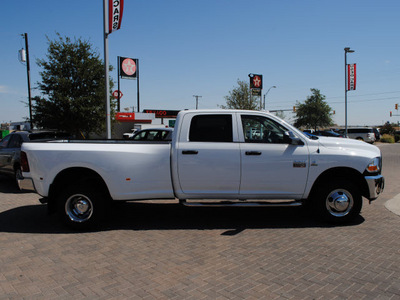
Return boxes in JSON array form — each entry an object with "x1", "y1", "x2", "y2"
[{"x1": 1, "y1": 0, "x2": 400, "y2": 127}]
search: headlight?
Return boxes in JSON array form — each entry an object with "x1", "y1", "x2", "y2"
[{"x1": 366, "y1": 157, "x2": 381, "y2": 173}]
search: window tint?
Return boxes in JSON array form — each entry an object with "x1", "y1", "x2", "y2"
[
  {"x1": 189, "y1": 115, "x2": 233, "y2": 142},
  {"x1": 8, "y1": 135, "x2": 23, "y2": 148},
  {"x1": 241, "y1": 115, "x2": 288, "y2": 144},
  {"x1": 348, "y1": 128, "x2": 373, "y2": 133}
]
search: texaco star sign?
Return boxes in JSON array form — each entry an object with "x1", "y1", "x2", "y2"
[
  {"x1": 122, "y1": 58, "x2": 136, "y2": 76},
  {"x1": 253, "y1": 75, "x2": 261, "y2": 88}
]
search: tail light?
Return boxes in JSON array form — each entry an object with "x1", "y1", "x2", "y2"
[{"x1": 20, "y1": 151, "x2": 30, "y2": 172}]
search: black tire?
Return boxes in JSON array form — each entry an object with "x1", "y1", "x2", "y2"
[
  {"x1": 56, "y1": 184, "x2": 107, "y2": 230},
  {"x1": 311, "y1": 180, "x2": 362, "y2": 224}
]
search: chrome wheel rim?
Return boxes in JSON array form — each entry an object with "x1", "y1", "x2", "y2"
[
  {"x1": 65, "y1": 194, "x2": 93, "y2": 223},
  {"x1": 326, "y1": 188, "x2": 354, "y2": 217}
]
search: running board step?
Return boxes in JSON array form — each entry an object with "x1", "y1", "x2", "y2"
[{"x1": 179, "y1": 199, "x2": 303, "y2": 207}]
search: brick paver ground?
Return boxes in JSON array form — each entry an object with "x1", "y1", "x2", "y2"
[{"x1": 0, "y1": 143, "x2": 399, "y2": 299}]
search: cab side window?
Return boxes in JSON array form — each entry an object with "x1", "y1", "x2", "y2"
[
  {"x1": 241, "y1": 115, "x2": 287, "y2": 144},
  {"x1": 189, "y1": 115, "x2": 233, "y2": 142}
]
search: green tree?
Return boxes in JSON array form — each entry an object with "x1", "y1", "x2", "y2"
[
  {"x1": 380, "y1": 122, "x2": 395, "y2": 135},
  {"x1": 220, "y1": 79, "x2": 259, "y2": 110},
  {"x1": 294, "y1": 88, "x2": 333, "y2": 130},
  {"x1": 33, "y1": 33, "x2": 115, "y2": 138}
]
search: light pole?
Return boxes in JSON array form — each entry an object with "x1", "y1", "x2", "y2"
[
  {"x1": 344, "y1": 47, "x2": 355, "y2": 137},
  {"x1": 263, "y1": 86, "x2": 276, "y2": 110},
  {"x1": 20, "y1": 33, "x2": 33, "y2": 130},
  {"x1": 193, "y1": 95, "x2": 202, "y2": 109}
]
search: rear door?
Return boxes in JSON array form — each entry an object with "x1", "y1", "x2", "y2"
[{"x1": 175, "y1": 113, "x2": 241, "y2": 196}]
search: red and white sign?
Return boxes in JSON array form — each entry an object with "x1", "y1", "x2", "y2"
[
  {"x1": 347, "y1": 63, "x2": 356, "y2": 91},
  {"x1": 108, "y1": 0, "x2": 124, "y2": 34},
  {"x1": 119, "y1": 57, "x2": 138, "y2": 79},
  {"x1": 113, "y1": 90, "x2": 123, "y2": 99},
  {"x1": 115, "y1": 112, "x2": 134, "y2": 121},
  {"x1": 122, "y1": 59, "x2": 136, "y2": 76},
  {"x1": 253, "y1": 75, "x2": 262, "y2": 88}
]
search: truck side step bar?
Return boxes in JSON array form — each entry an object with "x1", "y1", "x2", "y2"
[{"x1": 179, "y1": 199, "x2": 303, "y2": 207}]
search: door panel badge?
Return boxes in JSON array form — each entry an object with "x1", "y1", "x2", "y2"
[{"x1": 293, "y1": 161, "x2": 306, "y2": 168}]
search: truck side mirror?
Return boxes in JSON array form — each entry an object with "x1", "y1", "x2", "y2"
[{"x1": 284, "y1": 131, "x2": 304, "y2": 146}]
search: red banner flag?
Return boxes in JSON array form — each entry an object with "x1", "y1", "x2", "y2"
[
  {"x1": 108, "y1": 0, "x2": 124, "y2": 34},
  {"x1": 347, "y1": 63, "x2": 356, "y2": 91}
]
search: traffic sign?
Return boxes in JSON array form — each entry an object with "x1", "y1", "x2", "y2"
[{"x1": 113, "y1": 90, "x2": 123, "y2": 99}]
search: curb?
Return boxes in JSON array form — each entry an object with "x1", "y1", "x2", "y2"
[{"x1": 385, "y1": 193, "x2": 400, "y2": 216}]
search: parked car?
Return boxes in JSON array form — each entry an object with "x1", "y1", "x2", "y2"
[
  {"x1": 373, "y1": 128, "x2": 381, "y2": 140},
  {"x1": 131, "y1": 128, "x2": 174, "y2": 141},
  {"x1": 313, "y1": 130, "x2": 344, "y2": 138},
  {"x1": 339, "y1": 127, "x2": 376, "y2": 143},
  {"x1": 122, "y1": 128, "x2": 138, "y2": 139},
  {"x1": 0, "y1": 131, "x2": 69, "y2": 188}
]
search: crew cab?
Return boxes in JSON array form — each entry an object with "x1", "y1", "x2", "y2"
[{"x1": 21, "y1": 110, "x2": 384, "y2": 228}]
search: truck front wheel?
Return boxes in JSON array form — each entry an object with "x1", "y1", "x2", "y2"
[
  {"x1": 57, "y1": 184, "x2": 106, "y2": 229},
  {"x1": 311, "y1": 180, "x2": 362, "y2": 223}
]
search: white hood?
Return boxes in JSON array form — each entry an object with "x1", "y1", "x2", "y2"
[{"x1": 316, "y1": 136, "x2": 381, "y2": 157}]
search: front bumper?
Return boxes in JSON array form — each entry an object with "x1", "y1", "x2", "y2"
[{"x1": 365, "y1": 175, "x2": 385, "y2": 200}]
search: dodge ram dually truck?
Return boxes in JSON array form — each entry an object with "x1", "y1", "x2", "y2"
[{"x1": 20, "y1": 110, "x2": 384, "y2": 228}]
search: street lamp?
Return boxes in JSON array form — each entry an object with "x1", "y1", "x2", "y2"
[
  {"x1": 344, "y1": 47, "x2": 355, "y2": 137},
  {"x1": 263, "y1": 86, "x2": 276, "y2": 110}
]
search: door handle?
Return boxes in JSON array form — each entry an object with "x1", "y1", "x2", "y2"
[
  {"x1": 182, "y1": 150, "x2": 198, "y2": 155},
  {"x1": 245, "y1": 151, "x2": 262, "y2": 156}
]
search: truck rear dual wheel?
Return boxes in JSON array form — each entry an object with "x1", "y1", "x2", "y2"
[
  {"x1": 311, "y1": 180, "x2": 362, "y2": 223},
  {"x1": 57, "y1": 184, "x2": 106, "y2": 229}
]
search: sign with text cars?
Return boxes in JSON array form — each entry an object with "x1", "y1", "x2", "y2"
[
  {"x1": 119, "y1": 57, "x2": 138, "y2": 79},
  {"x1": 108, "y1": 0, "x2": 124, "y2": 34},
  {"x1": 347, "y1": 63, "x2": 356, "y2": 91}
]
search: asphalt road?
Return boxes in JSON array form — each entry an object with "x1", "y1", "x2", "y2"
[{"x1": 0, "y1": 143, "x2": 399, "y2": 299}]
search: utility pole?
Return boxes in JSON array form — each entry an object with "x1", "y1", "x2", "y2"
[
  {"x1": 22, "y1": 33, "x2": 33, "y2": 130},
  {"x1": 193, "y1": 95, "x2": 202, "y2": 109}
]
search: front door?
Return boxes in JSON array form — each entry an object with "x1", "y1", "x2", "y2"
[{"x1": 239, "y1": 114, "x2": 309, "y2": 198}]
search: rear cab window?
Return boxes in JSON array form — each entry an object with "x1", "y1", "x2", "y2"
[{"x1": 189, "y1": 115, "x2": 233, "y2": 142}]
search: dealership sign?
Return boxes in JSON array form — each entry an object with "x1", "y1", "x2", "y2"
[
  {"x1": 109, "y1": 0, "x2": 124, "y2": 34},
  {"x1": 347, "y1": 63, "x2": 356, "y2": 91}
]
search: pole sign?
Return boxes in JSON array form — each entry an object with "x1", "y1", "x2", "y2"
[
  {"x1": 108, "y1": 0, "x2": 124, "y2": 34},
  {"x1": 119, "y1": 57, "x2": 138, "y2": 79},
  {"x1": 347, "y1": 63, "x2": 356, "y2": 91},
  {"x1": 249, "y1": 73, "x2": 262, "y2": 96},
  {"x1": 249, "y1": 74, "x2": 263, "y2": 89}
]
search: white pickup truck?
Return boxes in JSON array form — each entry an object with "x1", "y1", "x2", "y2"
[{"x1": 21, "y1": 110, "x2": 384, "y2": 228}]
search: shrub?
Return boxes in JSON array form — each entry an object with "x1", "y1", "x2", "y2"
[{"x1": 380, "y1": 134, "x2": 395, "y2": 143}]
